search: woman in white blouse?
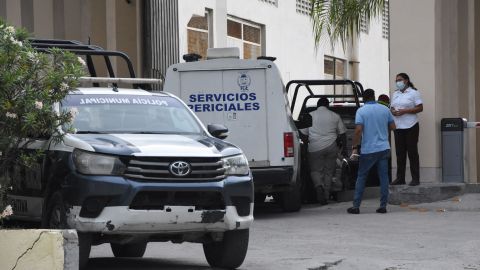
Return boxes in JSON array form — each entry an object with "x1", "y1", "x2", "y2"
[{"x1": 390, "y1": 73, "x2": 423, "y2": 186}]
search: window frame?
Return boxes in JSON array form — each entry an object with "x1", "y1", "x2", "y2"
[{"x1": 226, "y1": 17, "x2": 264, "y2": 59}]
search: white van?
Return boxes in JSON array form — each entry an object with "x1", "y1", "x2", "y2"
[{"x1": 164, "y1": 48, "x2": 302, "y2": 212}]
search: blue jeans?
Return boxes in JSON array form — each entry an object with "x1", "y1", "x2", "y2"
[{"x1": 353, "y1": 149, "x2": 390, "y2": 208}]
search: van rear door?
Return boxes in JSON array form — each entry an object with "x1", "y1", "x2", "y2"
[{"x1": 177, "y1": 68, "x2": 269, "y2": 163}]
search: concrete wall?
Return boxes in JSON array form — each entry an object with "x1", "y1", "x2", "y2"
[
  {"x1": 390, "y1": 0, "x2": 479, "y2": 183},
  {"x1": 0, "y1": 0, "x2": 142, "y2": 79},
  {"x1": 0, "y1": 230, "x2": 78, "y2": 270}
]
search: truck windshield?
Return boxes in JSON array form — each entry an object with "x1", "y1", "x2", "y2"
[{"x1": 61, "y1": 94, "x2": 203, "y2": 134}]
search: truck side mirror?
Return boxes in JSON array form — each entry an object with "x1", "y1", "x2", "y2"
[{"x1": 208, "y1": 124, "x2": 229, "y2": 139}]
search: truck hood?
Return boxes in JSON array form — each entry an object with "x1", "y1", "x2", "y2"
[{"x1": 70, "y1": 133, "x2": 241, "y2": 157}]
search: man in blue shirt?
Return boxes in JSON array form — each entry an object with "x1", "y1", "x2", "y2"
[{"x1": 348, "y1": 89, "x2": 396, "y2": 214}]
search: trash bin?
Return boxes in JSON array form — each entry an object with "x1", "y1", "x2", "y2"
[{"x1": 441, "y1": 118, "x2": 465, "y2": 183}]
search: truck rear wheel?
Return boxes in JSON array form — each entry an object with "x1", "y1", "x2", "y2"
[
  {"x1": 111, "y1": 242, "x2": 147, "y2": 258},
  {"x1": 45, "y1": 191, "x2": 91, "y2": 269},
  {"x1": 203, "y1": 229, "x2": 249, "y2": 269}
]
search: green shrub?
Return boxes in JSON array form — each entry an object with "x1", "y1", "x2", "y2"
[{"x1": 0, "y1": 21, "x2": 85, "y2": 221}]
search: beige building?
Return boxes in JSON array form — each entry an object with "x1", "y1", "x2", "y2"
[
  {"x1": 390, "y1": 0, "x2": 480, "y2": 183},
  {"x1": 0, "y1": 0, "x2": 143, "y2": 76}
]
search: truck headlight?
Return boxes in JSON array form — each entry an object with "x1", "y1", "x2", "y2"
[
  {"x1": 73, "y1": 149, "x2": 126, "y2": 175},
  {"x1": 222, "y1": 154, "x2": 249, "y2": 176}
]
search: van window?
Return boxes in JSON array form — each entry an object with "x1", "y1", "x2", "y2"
[{"x1": 61, "y1": 94, "x2": 203, "y2": 134}]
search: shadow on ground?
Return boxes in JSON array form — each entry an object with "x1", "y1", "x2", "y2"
[{"x1": 86, "y1": 257, "x2": 213, "y2": 270}]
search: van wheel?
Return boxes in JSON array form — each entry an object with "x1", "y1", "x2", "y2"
[
  {"x1": 45, "y1": 191, "x2": 91, "y2": 269},
  {"x1": 279, "y1": 188, "x2": 302, "y2": 212},
  {"x1": 254, "y1": 193, "x2": 267, "y2": 204},
  {"x1": 278, "y1": 177, "x2": 302, "y2": 212},
  {"x1": 111, "y1": 242, "x2": 147, "y2": 258},
  {"x1": 203, "y1": 229, "x2": 249, "y2": 269}
]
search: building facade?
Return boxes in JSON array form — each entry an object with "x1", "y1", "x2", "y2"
[
  {"x1": 0, "y1": 0, "x2": 389, "y2": 92},
  {"x1": 390, "y1": 0, "x2": 480, "y2": 183}
]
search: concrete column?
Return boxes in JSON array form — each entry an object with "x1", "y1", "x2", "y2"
[
  {"x1": 33, "y1": 0, "x2": 54, "y2": 38},
  {"x1": 53, "y1": 0, "x2": 65, "y2": 39},
  {"x1": 5, "y1": 0, "x2": 22, "y2": 27},
  {"x1": 213, "y1": 0, "x2": 227, "y2": 47},
  {"x1": 464, "y1": 0, "x2": 478, "y2": 183},
  {"x1": 0, "y1": 0, "x2": 6, "y2": 20},
  {"x1": 475, "y1": 0, "x2": 480, "y2": 183},
  {"x1": 106, "y1": 0, "x2": 117, "y2": 73},
  {"x1": 20, "y1": 0, "x2": 33, "y2": 33},
  {"x1": 390, "y1": 0, "x2": 438, "y2": 181},
  {"x1": 136, "y1": 0, "x2": 143, "y2": 76},
  {"x1": 349, "y1": 36, "x2": 360, "y2": 81},
  {"x1": 115, "y1": 0, "x2": 138, "y2": 78}
]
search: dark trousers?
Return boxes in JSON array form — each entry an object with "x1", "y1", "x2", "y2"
[{"x1": 394, "y1": 123, "x2": 420, "y2": 183}]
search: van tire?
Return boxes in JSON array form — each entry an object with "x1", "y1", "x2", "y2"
[
  {"x1": 278, "y1": 181, "x2": 302, "y2": 212},
  {"x1": 45, "y1": 191, "x2": 91, "y2": 269},
  {"x1": 254, "y1": 193, "x2": 267, "y2": 204},
  {"x1": 111, "y1": 242, "x2": 148, "y2": 258},
  {"x1": 203, "y1": 229, "x2": 249, "y2": 269}
]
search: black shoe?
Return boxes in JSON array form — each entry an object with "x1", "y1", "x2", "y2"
[
  {"x1": 376, "y1": 207, "x2": 387, "y2": 214},
  {"x1": 347, "y1": 207, "x2": 360, "y2": 214},
  {"x1": 409, "y1": 181, "x2": 420, "y2": 186},
  {"x1": 391, "y1": 179, "x2": 406, "y2": 185}
]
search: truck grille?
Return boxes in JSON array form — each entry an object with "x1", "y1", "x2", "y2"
[
  {"x1": 124, "y1": 157, "x2": 226, "y2": 181},
  {"x1": 129, "y1": 191, "x2": 225, "y2": 210}
]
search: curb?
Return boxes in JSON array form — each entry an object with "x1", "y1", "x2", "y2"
[
  {"x1": 0, "y1": 229, "x2": 78, "y2": 270},
  {"x1": 336, "y1": 183, "x2": 480, "y2": 205}
]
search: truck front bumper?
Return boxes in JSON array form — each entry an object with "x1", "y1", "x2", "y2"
[{"x1": 64, "y1": 173, "x2": 253, "y2": 234}]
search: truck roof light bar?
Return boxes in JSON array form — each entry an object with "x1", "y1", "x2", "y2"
[
  {"x1": 183, "y1": 53, "x2": 202, "y2": 62},
  {"x1": 257, "y1": 56, "x2": 277, "y2": 62}
]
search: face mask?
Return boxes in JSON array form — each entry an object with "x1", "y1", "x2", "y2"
[{"x1": 396, "y1": 81, "x2": 406, "y2": 90}]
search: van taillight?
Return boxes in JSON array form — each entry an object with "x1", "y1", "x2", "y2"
[{"x1": 284, "y1": 132, "x2": 294, "y2": 157}]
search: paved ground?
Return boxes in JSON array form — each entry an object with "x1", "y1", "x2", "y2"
[{"x1": 87, "y1": 194, "x2": 480, "y2": 270}]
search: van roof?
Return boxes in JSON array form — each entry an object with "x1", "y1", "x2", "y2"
[
  {"x1": 168, "y1": 57, "x2": 275, "y2": 72},
  {"x1": 72, "y1": 87, "x2": 169, "y2": 96}
]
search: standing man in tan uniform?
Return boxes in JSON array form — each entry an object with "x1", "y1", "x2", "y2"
[{"x1": 301, "y1": 97, "x2": 347, "y2": 205}]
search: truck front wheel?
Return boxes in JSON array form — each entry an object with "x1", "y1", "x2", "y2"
[
  {"x1": 203, "y1": 229, "x2": 249, "y2": 269},
  {"x1": 44, "y1": 191, "x2": 91, "y2": 269}
]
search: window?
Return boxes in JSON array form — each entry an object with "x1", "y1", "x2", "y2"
[
  {"x1": 382, "y1": 0, "x2": 390, "y2": 39},
  {"x1": 296, "y1": 0, "x2": 312, "y2": 15},
  {"x1": 324, "y1": 56, "x2": 346, "y2": 95},
  {"x1": 227, "y1": 18, "x2": 263, "y2": 60},
  {"x1": 360, "y1": 13, "x2": 369, "y2": 34},
  {"x1": 259, "y1": 0, "x2": 278, "y2": 6},
  {"x1": 187, "y1": 13, "x2": 211, "y2": 60}
]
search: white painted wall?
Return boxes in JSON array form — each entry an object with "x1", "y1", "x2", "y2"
[
  {"x1": 178, "y1": 0, "x2": 389, "y2": 93},
  {"x1": 358, "y1": 17, "x2": 390, "y2": 96}
]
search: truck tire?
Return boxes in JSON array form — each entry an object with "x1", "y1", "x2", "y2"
[
  {"x1": 203, "y1": 229, "x2": 249, "y2": 269},
  {"x1": 45, "y1": 191, "x2": 91, "y2": 269},
  {"x1": 111, "y1": 242, "x2": 147, "y2": 258}
]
